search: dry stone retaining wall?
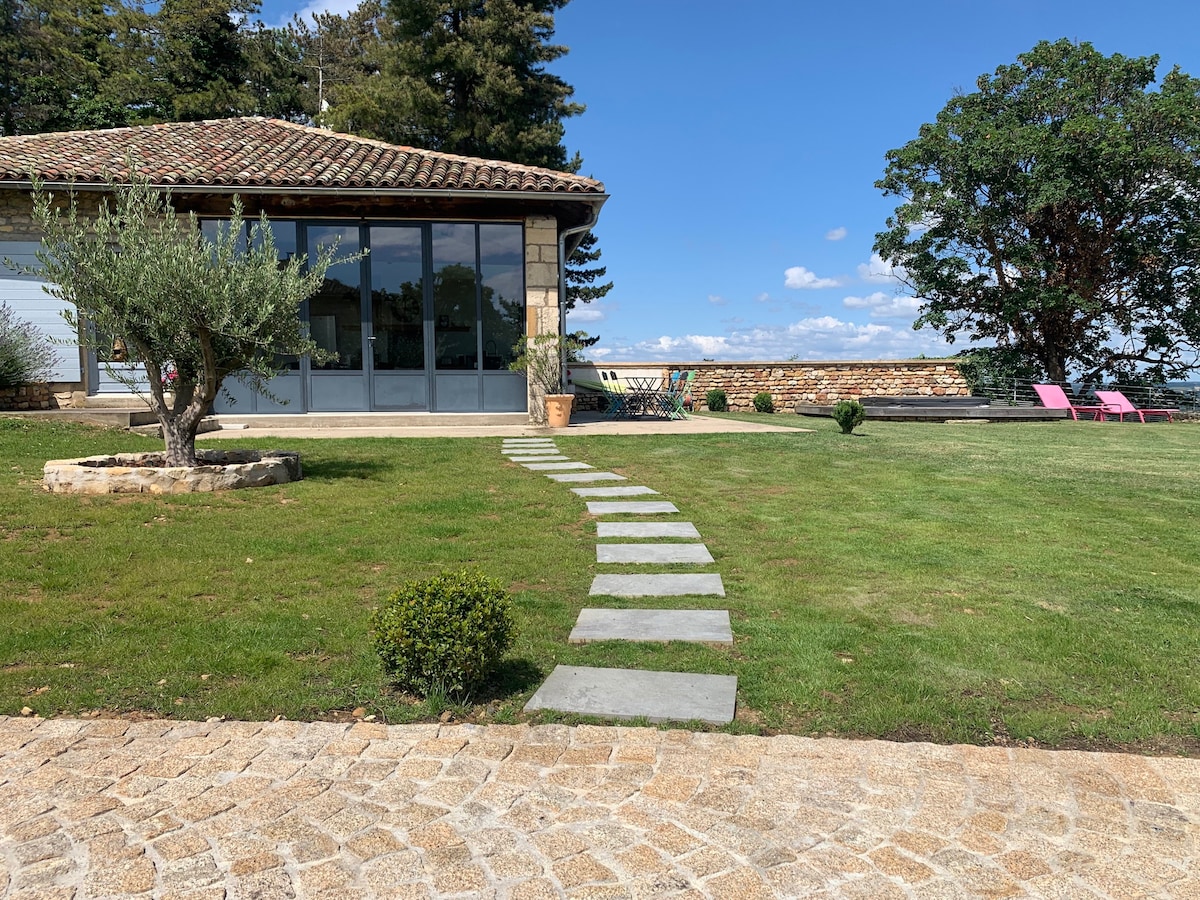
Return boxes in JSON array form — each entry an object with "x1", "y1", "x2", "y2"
[
  {"x1": 688, "y1": 361, "x2": 968, "y2": 411},
  {"x1": 0, "y1": 382, "x2": 53, "y2": 410},
  {"x1": 574, "y1": 360, "x2": 968, "y2": 413}
]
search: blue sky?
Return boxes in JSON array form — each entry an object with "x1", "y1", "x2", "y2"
[{"x1": 259, "y1": 0, "x2": 1200, "y2": 362}]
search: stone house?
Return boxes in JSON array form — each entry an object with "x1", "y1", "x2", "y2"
[{"x1": 0, "y1": 117, "x2": 606, "y2": 420}]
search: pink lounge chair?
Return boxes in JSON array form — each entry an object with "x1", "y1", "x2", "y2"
[
  {"x1": 1093, "y1": 390, "x2": 1176, "y2": 423},
  {"x1": 1032, "y1": 384, "x2": 1107, "y2": 421}
]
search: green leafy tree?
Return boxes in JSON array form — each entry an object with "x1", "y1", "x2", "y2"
[
  {"x1": 26, "y1": 176, "x2": 352, "y2": 465},
  {"x1": 874, "y1": 39, "x2": 1200, "y2": 384}
]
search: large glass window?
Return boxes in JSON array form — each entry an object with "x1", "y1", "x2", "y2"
[
  {"x1": 432, "y1": 223, "x2": 479, "y2": 370},
  {"x1": 369, "y1": 226, "x2": 424, "y2": 370},
  {"x1": 201, "y1": 218, "x2": 302, "y2": 370},
  {"x1": 308, "y1": 225, "x2": 363, "y2": 371},
  {"x1": 479, "y1": 224, "x2": 525, "y2": 370}
]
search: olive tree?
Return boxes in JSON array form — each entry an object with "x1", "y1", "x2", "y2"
[{"x1": 28, "y1": 177, "x2": 349, "y2": 465}]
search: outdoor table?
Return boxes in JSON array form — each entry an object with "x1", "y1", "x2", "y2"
[{"x1": 622, "y1": 376, "x2": 674, "y2": 419}]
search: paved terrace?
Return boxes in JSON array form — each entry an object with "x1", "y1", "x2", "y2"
[
  {"x1": 0, "y1": 715, "x2": 1196, "y2": 898},
  {"x1": 199, "y1": 412, "x2": 805, "y2": 441}
]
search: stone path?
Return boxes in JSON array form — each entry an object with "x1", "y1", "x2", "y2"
[
  {"x1": 583, "y1": 502, "x2": 680, "y2": 516},
  {"x1": 568, "y1": 610, "x2": 733, "y2": 645},
  {"x1": 589, "y1": 575, "x2": 726, "y2": 598},
  {"x1": 596, "y1": 545, "x2": 715, "y2": 565},
  {"x1": 1, "y1": 715, "x2": 1196, "y2": 899},
  {"x1": 525, "y1": 669, "x2": 739, "y2": 726},
  {"x1": 504, "y1": 439, "x2": 732, "y2": 726}
]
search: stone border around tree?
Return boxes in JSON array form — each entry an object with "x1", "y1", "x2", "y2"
[{"x1": 42, "y1": 449, "x2": 302, "y2": 494}]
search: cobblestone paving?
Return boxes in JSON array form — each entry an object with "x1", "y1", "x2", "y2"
[{"x1": 0, "y1": 716, "x2": 1197, "y2": 899}]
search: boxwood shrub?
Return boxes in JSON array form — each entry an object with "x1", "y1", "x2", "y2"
[{"x1": 371, "y1": 569, "x2": 514, "y2": 698}]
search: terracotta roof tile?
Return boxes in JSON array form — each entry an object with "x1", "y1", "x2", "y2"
[{"x1": 0, "y1": 117, "x2": 604, "y2": 195}]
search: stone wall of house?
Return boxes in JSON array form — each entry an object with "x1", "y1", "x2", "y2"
[
  {"x1": 0, "y1": 193, "x2": 41, "y2": 238},
  {"x1": 0, "y1": 382, "x2": 53, "y2": 410},
  {"x1": 573, "y1": 360, "x2": 968, "y2": 413},
  {"x1": 523, "y1": 215, "x2": 561, "y2": 424},
  {"x1": 0, "y1": 190, "x2": 106, "y2": 238}
]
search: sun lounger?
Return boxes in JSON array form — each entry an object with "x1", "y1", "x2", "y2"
[
  {"x1": 1032, "y1": 384, "x2": 1107, "y2": 421},
  {"x1": 1092, "y1": 390, "x2": 1176, "y2": 423}
]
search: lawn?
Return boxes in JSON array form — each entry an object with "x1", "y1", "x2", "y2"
[{"x1": 1, "y1": 414, "x2": 1197, "y2": 753}]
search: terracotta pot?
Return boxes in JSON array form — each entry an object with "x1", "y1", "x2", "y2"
[{"x1": 545, "y1": 393, "x2": 574, "y2": 428}]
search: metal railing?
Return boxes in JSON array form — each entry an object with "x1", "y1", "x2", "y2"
[{"x1": 969, "y1": 377, "x2": 1200, "y2": 413}]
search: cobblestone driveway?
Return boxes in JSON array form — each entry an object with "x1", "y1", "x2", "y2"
[{"x1": 0, "y1": 716, "x2": 1196, "y2": 898}]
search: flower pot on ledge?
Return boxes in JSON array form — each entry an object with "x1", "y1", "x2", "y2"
[{"x1": 545, "y1": 393, "x2": 574, "y2": 428}]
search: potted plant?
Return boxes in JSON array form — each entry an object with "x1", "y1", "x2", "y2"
[{"x1": 509, "y1": 333, "x2": 581, "y2": 427}]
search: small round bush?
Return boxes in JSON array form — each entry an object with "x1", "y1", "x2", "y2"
[
  {"x1": 753, "y1": 391, "x2": 774, "y2": 413},
  {"x1": 706, "y1": 388, "x2": 727, "y2": 412},
  {"x1": 371, "y1": 569, "x2": 514, "y2": 698},
  {"x1": 832, "y1": 399, "x2": 866, "y2": 434}
]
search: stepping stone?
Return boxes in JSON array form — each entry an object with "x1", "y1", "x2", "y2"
[
  {"x1": 597, "y1": 544, "x2": 714, "y2": 564},
  {"x1": 570, "y1": 486, "x2": 658, "y2": 497},
  {"x1": 524, "y1": 665, "x2": 736, "y2": 725},
  {"x1": 503, "y1": 439, "x2": 556, "y2": 444},
  {"x1": 524, "y1": 462, "x2": 594, "y2": 471},
  {"x1": 508, "y1": 455, "x2": 570, "y2": 462},
  {"x1": 503, "y1": 448, "x2": 561, "y2": 455},
  {"x1": 597, "y1": 522, "x2": 701, "y2": 539},
  {"x1": 569, "y1": 609, "x2": 732, "y2": 644},
  {"x1": 545, "y1": 472, "x2": 627, "y2": 483},
  {"x1": 590, "y1": 574, "x2": 725, "y2": 597},
  {"x1": 586, "y1": 501, "x2": 678, "y2": 515}
]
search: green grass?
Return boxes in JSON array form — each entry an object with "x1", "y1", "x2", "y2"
[{"x1": 1, "y1": 414, "x2": 1198, "y2": 752}]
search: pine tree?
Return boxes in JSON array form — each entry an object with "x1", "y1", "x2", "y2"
[
  {"x1": 152, "y1": 0, "x2": 259, "y2": 121},
  {"x1": 0, "y1": 0, "x2": 126, "y2": 134},
  {"x1": 285, "y1": 1, "x2": 384, "y2": 128},
  {"x1": 327, "y1": 0, "x2": 582, "y2": 169}
]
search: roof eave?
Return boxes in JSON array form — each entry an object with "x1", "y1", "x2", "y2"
[{"x1": 0, "y1": 179, "x2": 607, "y2": 204}]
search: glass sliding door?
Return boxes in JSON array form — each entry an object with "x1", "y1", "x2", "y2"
[
  {"x1": 479, "y1": 224, "x2": 527, "y2": 410},
  {"x1": 368, "y1": 225, "x2": 427, "y2": 410},
  {"x1": 307, "y1": 224, "x2": 367, "y2": 411},
  {"x1": 209, "y1": 220, "x2": 304, "y2": 414},
  {"x1": 432, "y1": 223, "x2": 481, "y2": 411}
]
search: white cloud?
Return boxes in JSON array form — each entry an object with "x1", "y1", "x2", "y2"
[
  {"x1": 755, "y1": 292, "x2": 770, "y2": 303},
  {"x1": 273, "y1": 0, "x2": 361, "y2": 26},
  {"x1": 601, "y1": 316, "x2": 954, "y2": 363},
  {"x1": 842, "y1": 292, "x2": 923, "y2": 319},
  {"x1": 708, "y1": 294, "x2": 728, "y2": 306},
  {"x1": 825, "y1": 226, "x2": 847, "y2": 241},
  {"x1": 857, "y1": 252, "x2": 907, "y2": 284},
  {"x1": 784, "y1": 266, "x2": 841, "y2": 290},
  {"x1": 567, "y1": 305, "x2": 605, "y2": 323},
  {"x1": 842, "y1": 291, "x2": 892, "y2": 310}
]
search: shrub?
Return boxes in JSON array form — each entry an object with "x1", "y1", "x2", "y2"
[
  {"x1": 371, "y1": 569, "x2": 515, "y2": 698},
  {"x1": 753, "y1": 391, "x2": 774, "y2": 413},
  {"x1": 706, "y1": 388, "x2": 727, "y2": 412},
  {"x1": 0, "y1": 302, "x2": 54, "y2": 388},
  {"x1": 832, "y1": 399, "x2": 866, "y2": 434}
]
